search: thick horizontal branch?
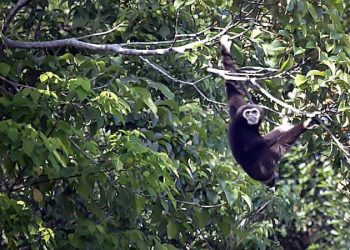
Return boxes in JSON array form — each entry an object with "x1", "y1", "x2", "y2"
[
  {"x1": 4, "y1": 38, "x2": 175, "y2": 56},
  {"x1": 3, "y1": 22, "x2": 235, "y2": 56},
  {"x1": 3, "y1": 0, "x2": 236, "y2": 56}
]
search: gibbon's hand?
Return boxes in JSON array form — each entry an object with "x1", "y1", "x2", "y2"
[
  {"x1": 220, "y1": 35, "x2": 232, "y2": 51},
  {"x1": 304, "y1": 112, "x2": 321, "y2": 129}
]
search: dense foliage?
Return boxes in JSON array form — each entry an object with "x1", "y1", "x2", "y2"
[{"x1": 0, "y1": 0, "x2": 350, "y2": 249}]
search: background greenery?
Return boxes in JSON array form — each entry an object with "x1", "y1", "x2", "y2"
[{"x1": 0, "y1": 0, "x2": 350, "y2": 249}]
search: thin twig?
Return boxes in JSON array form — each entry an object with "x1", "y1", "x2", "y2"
[
  {"x1": 207, "y1": 67, "x2": 306, "y2": 115},
  {"x1": 7, "y1": 166, "x2": 26, "y2": 197},
  {"x1": 136, "y1": 191, "x2": 227, "y2": 209},
  {"x1": 69, "y1": 138, "x2": 99, "y2": 164},
  {"x1": 17, "y1": 167, "x2": 116, "y2": 190},
  {"x1": 78, "y1": 22, "x2": 127, "y2": 40},
  {"x1": 93, "y1": 68, "x2": 120, "y2": 90},
  {"x1": 319, "y1": 121, "x2": 350, "y2": 161},
  {"x1": 120, "y1": 38, "x2": 193, "y2": 46},
  {"x1": 139, "y1": 56, "x2": 226, "y2": 106},
  {"x1": 0, "y1": 74, "x2": 36, "y2": 90},
  {"x1": 250, "y1": 79, "x2": 305, "y2": 115},
  {"x1": 240, "y1": 66, "x2": 278, "y2": 72},
  {"x1": 170, "y1": 11, "x2": 181, "y2": 48},
  {"x1": 175, "y1": 26, "x2": 211, "y2": 38}
]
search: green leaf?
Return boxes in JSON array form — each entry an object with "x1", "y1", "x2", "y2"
[
  {"x1": 147, "y1": 80, "x2": 174, "y2": 99},
  {"x1": 58, "y1": 53, "x2": 74, "y2": 62},
  {"x1": 232, "y1": 43, "x2": 244, "y2": 65},
  {"x1": 76, "y1": 87, "x2": 88, "y2": 101},
  {"x1": 306, "y1": 70, "x2": 325, "y2": 77},
  {"x1": 306, "y1": 41, "x2": 317, "y2": 49},
  {"x1": 241, "y1": 193, "x2": 252, "y2": 211},
  {"x1": 224, "y1": 188, "x2": 238, "y2": 206},
  {"x1": 219, "y1": 219, "x2": 231, "y2": 236},
  {"x1": 131, "y1": 87, "x2": 157, "y2": 115},
  {"x1": 159, "y1": 25, "x2": 170, "y2": 38},
  {"x1": 174, "y1": 0, "x2": 184, "y2": 10},
  {"x1": 155, "y1": 242, "x2": 167, "y2": 250},
  {"x1": 77, "y1": 179, "x2": 91, "y2": 199},
  {"x1": 194, "y1": 209, "x2": 210, "y2": 228},
  {"x1": 307, "y1": 2, "x2": 319, "y2": 21},
  {"x1": 294, "y1": 74, "x2": 308, "y2": 86},
  {"x1": 321, "y1": 60, "x2": 336, "y2": 75},
  {"x1": 129, "y1": 142, "x2": 149, "y2": 153},
  {"x1": 7, "y1": 127, "x2": 18, "y2": 142},
  {"x1": 39, "y1": 72, "x2": 55, "y2": 82},
  {"x1": 40, "y1": 74, "x2": 49, "y2": 82},
  {"x1": 167, "y1": 220, "x2": 178, "y2": 239},
  {"x1": 280, "y1": 56, "x2": 294, "y2": 71},
  {"x1": 79, "y1": 79, "x2": 91, "y2": 92},
  {"x1": 286, "y1": 0, "x2": 296, "y2": 11},
  {"x1": 294, "y1": 47, "x2": 306, "y2": 56},
  {"x1": 0, "y1": 62, "x2": 11, "y2": 76},
  {"x1": 23, "y1": 138, "x2": 35, "y2": 156},
  {"x1": 338, "y1": 100, "x2": 350, "y2": 112},
  {"x1": 72, "y1": 17, "x2": 87, "y2": 28},
  {"x1": 53, "y1": 150, "x2": 67, "y2": 168},
  {"x1": 69, "y1": 78, "x2": 91, "y2": 92}
]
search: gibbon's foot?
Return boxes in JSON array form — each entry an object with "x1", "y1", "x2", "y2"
[{"x1": 264, "y1": 171, "x2": 279, "y2": 187}]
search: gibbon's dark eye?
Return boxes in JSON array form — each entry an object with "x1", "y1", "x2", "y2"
[{"x1": 251, "y1": 109, "x2": 258, "y2": 115}]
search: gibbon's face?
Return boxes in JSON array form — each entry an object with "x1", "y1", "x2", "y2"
[{"x1": 242, "y1": 107, "x2": 261, "y2": 125}]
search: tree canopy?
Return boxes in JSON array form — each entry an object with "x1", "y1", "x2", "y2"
[{"x1": 0, "y1": 0, "x2": 350, "y2": 249}]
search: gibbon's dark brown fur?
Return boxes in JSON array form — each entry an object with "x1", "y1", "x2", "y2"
[{"x1": 221, "y1": 35, "x2": 318, "y2": 186}]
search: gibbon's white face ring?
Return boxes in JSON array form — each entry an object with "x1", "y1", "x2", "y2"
[{"x1": 243, "y1": 108, "x2": 260, "y2": 125}]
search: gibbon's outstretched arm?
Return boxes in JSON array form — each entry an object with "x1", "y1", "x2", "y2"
[
  {"x1": 257, "y1": 119, "x2": 319, "y2": 185},
  {"x1": 264, "y1": 118, "x2": 319, "y2": 156},
  {"x1": 220, "y1": 35, "x2": 246, "y2": 117},
  {"x1": 221, "y1": 35, "x2": 320, "y2": 186}
]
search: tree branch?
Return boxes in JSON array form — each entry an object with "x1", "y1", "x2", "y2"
[
  {"x1": 133, "y1": 189, "x2": 227, "y2": 209},
  {"x1": 78, "y1": 22, "x2": 127, "y2": 40},
  {"x1": 0, "y1": 74, "x2": 36, "y2": 91},
  {"x1": 140, "y1": 56, "x2": 226, "y2": 106},
  {"x1": 4, "y1": 22, "x2": 235, "y2": 56},
  {"x1": 2, "y1": 0, "x2": 32, "y2": 34},
  {"x1": 207, "y1": 67, "x2": 306, "y2": 115},
  {"x1": 318, "y1": 121, "x2": 350, "y2": 161}
]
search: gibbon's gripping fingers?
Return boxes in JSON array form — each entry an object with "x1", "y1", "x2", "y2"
[
  {"x1": 304, "y1": 111, "x2": 322, "y2": 129},
  {"x1": 306, "y1": 111, "x2": 322, "y2": 118},
  {"x1": 304, "y1": 116, "x2": 321, "y2": 129}
]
